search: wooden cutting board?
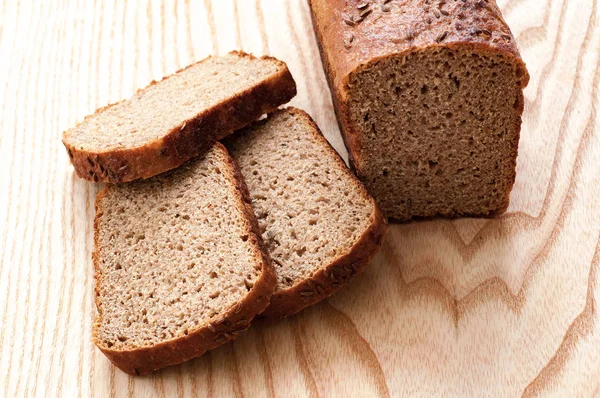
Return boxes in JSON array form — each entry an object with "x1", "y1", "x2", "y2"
[{"x1": 1, "y1": 0, "x2": 598, "y2": 396}]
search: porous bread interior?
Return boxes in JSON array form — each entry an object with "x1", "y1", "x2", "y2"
[
  {"x1": 94, "y1": 145, "x2": 263, "y2": 350},
  {"x1": 226, "y1": 110, "x2": 374, "y2": 291},
  {"x1": 347, "y1": 46, "x2": 526, "y2": 220},
  {"x1": 67, "y1": 53, "x2": 284, "y2": 151}
]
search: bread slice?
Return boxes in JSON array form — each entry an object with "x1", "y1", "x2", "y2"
[
  {"x1": 309, "y1": 0, "x2": 529, "y2": 221},
  {"x1": 224, "y1": 108, "x2": 387, "y2": 320},
  {"x1": 92, "y1": 143, "x2": 276, "y2": 375},
  {"x1": 63, "y1": 51, "x2": 296, "y2": 183}
]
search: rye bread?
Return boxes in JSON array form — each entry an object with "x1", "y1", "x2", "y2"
[
  {"x1": 63, "y1": 51, "x2": 296, "y2": 183},
  {"x1": 309, "y1": 0, "x2": 530, "y2": 221},
  {"x1": 92, "y1": 143, "x2": 276, "y2": 375},
  {"x1": 225, "y1": 108, "x2": 387, "y2": 320}
]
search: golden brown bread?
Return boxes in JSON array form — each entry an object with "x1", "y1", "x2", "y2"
[
  {"x1": 309, "y1": 0, "x2": 528, "y2": 96},
  {"x1": 310, "y1": 0, "x2": 530, "y2": 221}
]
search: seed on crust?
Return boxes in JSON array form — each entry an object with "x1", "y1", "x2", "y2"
[
  {"x1": 359, "y1": 7, "x2": 372, "y2": 19},
  {"x1": 214, "y1": 336, "x2": 227, "y2": 344},
  {"x1": 344, "y1": 32, "x2": 354, "y2": 48},
  {"x1": 356, "y1": 0, "x2": 370, "y2": 9},
  {"x1": 436, "y1": 31, "x2": 448, "y2": 43}
]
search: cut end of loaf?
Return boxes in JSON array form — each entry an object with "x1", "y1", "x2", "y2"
[
  {"x1": 347, "y1": 46, "x2": 528, "y2": 221},
  {"x1": 92, "y1": 144, "x2": 272, "y2": 358}
]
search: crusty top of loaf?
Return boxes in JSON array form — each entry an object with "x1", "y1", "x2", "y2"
[
  {"x1": 93, "y1": 143, "x2": 269, "y2": 351},
  {"x1": 310, "y1": 0, "x2": 529, "y2": 94},
  {"x1": 225, "y1": 108, "x2": 377, "y2": 291},
  {"x1": 64, "y1": 52, "x2": 288, "y2": 152}
]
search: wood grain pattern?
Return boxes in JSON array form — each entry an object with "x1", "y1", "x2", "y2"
[{"x1": 0, "y1": 0, "x2": 598, "y2": 396}]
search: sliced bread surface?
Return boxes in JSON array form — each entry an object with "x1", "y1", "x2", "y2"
[
  {"x1": 64, "y1": 51, "x2": 296, "y2": 183},
  {"x1": 93, "y1": 143, "x2": 276, "y2": 375},
  {"x1": 309, "y1": 0, "x2": 529, "y2": 220},
  {"x1": 225, "y1": 108, "x2": 387, "y2": 320}
]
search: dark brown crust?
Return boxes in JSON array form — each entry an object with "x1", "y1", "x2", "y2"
[
  {"x1": 309, "y1": 0, "x2": 529, "y2": 219},
  {"x1": 245, "y1": 108, "x2": 388, "y2": 321},
  {"x1": 92, "y1": 143, "x2": 276, "y2": 375},
  {"x1": 63, "y1": 51, "x2": 296, "y2": 183}
]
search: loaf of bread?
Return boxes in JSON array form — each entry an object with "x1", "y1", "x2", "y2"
[
  {"x1": 309, "y1": 0, "x2": 530, "y2": 221},
  {"x1": 225, "y1": 108, "x2": 387, "y2": 320},
  {"x1": 63, "y1": 51, "x2": 296, "y2": 183},
  {"x1": 92, "y1": 143, "x2": 276, "y2": 375}
]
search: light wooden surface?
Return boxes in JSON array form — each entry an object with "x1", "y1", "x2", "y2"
[{"x1": 1, "y1": 0, "x2": 599, "y2": 396}]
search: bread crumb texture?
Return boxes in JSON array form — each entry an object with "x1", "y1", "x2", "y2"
[
  {"x1": 67, "y1": 53, "x2": 283, "y2": 151},
  {"x1": 93, "y1": 145, "x2": 263, "y2": 350},
  {"x1": 226, "y1": 109, "x2": 375, "y2": 291},
  {"x1": 347, "y1": 47, "x2": 526, "y2": 219}
]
